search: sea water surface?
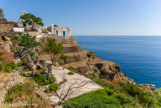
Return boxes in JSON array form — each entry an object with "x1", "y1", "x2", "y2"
[{"x1": 75, "y1": 36, "x2": 161, "y2": 88}]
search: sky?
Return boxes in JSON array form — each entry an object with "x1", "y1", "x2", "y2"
[{"x1": 0, "y1": 0, "x2": 161, "y2": 36}]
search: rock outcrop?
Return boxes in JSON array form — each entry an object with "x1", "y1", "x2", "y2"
[
  {"x1": 138, "y1": 84, "x2": 156, "y2": 91},
  {"x1": 63, "y1": 45, "x2": 134, "y2": 83},
  {"x1": 0, "y1": 18, "x2": 17, "y2": 33},
  {"x1": 0, "y1": 71, "x2": 20, "y2": 103}
]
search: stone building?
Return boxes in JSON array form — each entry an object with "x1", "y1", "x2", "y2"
[{"x1": 47, "y1": 24, "x2": 71, "y2": 37}]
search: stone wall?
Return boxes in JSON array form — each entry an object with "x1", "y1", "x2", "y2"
[
  {"x1": 0, "y1": 71, "x2": 20, "y2": 103},
  {"x1": 48, "y1": 35, "x2": 77, "y2": 45},
  {"x1": 63, "y1": 44, "x2": 82, "y2": 53},
  {"x1": 27, "y1": 31, "x2": 43, "y2": 36}
]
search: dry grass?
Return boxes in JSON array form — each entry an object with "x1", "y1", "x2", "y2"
[
  {"x1": 0, "y1": 50, "x2": 14, "y2": 62},
  {"x1": 39, "y1": 54, "x2": 50, "y2": 60}
]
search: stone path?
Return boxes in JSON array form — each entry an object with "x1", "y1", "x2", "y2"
[{"x1": 49, "y1": 66, "x2": 102, "y2": 104}]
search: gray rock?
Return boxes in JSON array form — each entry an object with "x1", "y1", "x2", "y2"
[{"x1": 138, "y1": 84, "x2": 156, "y2": 91}]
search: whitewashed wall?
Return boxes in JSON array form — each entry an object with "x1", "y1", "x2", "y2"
[{"x1": 13, "y1": 27, "x2": 24, "y2": 32}]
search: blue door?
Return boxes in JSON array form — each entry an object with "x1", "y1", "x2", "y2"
[
  {"x1": 63, "y1": 31, "x2": 65, "y2": 37},
  {"x1": 56, "y1": 30, "x2": 58, "y2": 35}
]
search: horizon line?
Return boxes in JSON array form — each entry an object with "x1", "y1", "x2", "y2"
[{"x1": 73, "y1": 35, "x2": 161, "y2": 36}]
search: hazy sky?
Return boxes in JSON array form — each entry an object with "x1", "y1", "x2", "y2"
[{"x1": 1, "y1": 0, "x2": 161, "y2": 36}]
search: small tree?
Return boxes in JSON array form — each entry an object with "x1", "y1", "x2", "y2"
[
  {"x1": 39, "y1": 37, "x2": 64, "y2": 65},
  {"x1": 20, "y1": 13, "x2": 44, "y2": 31},
  {"x1": 0, "y1": 8, "x2": 4, "y2": 18},
  {"x1": 11, "y1": 33, "x2": 38, "y2": 60},
  {"x1": 60, "y1": 54, "x2": 68, "y2": 69}
]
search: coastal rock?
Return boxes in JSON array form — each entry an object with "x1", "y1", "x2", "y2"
[{"x1": 138, "y1": 84, "x2": 156, "y2": 91}]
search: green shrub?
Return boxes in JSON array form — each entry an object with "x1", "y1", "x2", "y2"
[
  {"x1": 37, "y1": 68, "x2": 46, "y2": 74},
  {"x1": 67, "y1": 66, "x2": 74, "y2": 70},
  {"x1": 58, "y1": 62, "x2": 64, "y2": 66},
  {"x1": 48, "y1": 76, "x2": 56, "y2": 84},
  {"x1": 26, "y1": 72, "x2": 32, "y2": 76},
  {"x1": 87, "y1": 52, "x2": 92, "y2": 57},
  {"x1": 119, "y1": 82, "x2": 156, "y2": 107},
  {"x1": 20, "y1": 71, "x2": 25, "y2": 76},
  {"x1": 104, "y1": 87, "x2": 114, "y2": 96},
  {"x1": 7, "y1": 61, "x2": 16, "y2": 69},
  {"x1": 4, "y1": 64, "x2": 12, "y2": 72},
  {"x1": 63, "y1": 89, "x2": 120, "y2": 108},
  {"x1": 115, "y1": 93, "x2": 135, "y2": 105},
  {"x1": 49, "y1": 83, "x2": 58, "y2": 92},
  {"x1": 33, "y1": 75, "x2": 56, "y2": 86},
  {"x1": 33, "y1": 75, "x2": 46, "y2": 86},
  {"x1": 0, "y1": 61, "x2": 16, "y2": 73},
  {"x1": 68, "y1": 72, "x2": 74, "y2": 75},
  {"x1": 100, "y1": 69, "x2": 106, "y2": 75},
  {"x1": 20, "y1": 69, "x2": 30, "y2": 76},
  {"x1": 16, "y1": 61, "x2": 27, "y2": 67}
]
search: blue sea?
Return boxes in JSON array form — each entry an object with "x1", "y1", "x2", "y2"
[{"x1": 75, "y1": 36, "x2": 161, "y2": 88}]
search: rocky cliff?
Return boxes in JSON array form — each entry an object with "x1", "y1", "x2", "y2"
[{"x1": 61, "y1": 39, "x2": 134, "y2": 84}]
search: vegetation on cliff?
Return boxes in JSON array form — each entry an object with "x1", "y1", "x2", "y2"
[
  {"x1": 1, "y1": 11, "x2": 161, "y2": 108},
  {"x1": 4, "y1": 80, "x2": 52, "y2": 108},
  {"x1": 63, "y1": 77, "x2": 161, "y2": 108}
]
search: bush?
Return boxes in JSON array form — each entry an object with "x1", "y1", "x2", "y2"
[
  {"x1": 37, "y1": 68, "x2": 46, "y2": 74},
  {"x1": 0, "y1": 61, "x2": 16, "y2": 73},
  {"x1": 49, "y1": 83, "x2": 58, "y2": 92},
  {"x1": 19, "y1": 69, "x2": 30, "y2": 76},
  {"x1": 7, "y1": 61, "x2": 16, "y2": 69},
  {"x1": 33, "y1": 75, "x2": 46, "y2": 86},
  {"x1": 33, "y1": 75, "x2": 56, "y2": 86},
  {"x1": 68, "y1": 72, "x2": 74, "y2": 75},
  {"x1": 100, "y1": 69, "x2": 106, "y2": 75},
  {"x1": 115, "y1": 93, "x2": 135, "y2": 105},
  {"x1": 63, "y1": 89, "x2": 120, "y2": 108},
  {"x1": 16, "y1": 61, "x2": 27, "y2": 67},
  {"x1": 20, "y1": 71, "x2": 25, "y2": 76},
  {"x1": 119, "y1": 82, "x2": 156, "y2": 107},
  {"x1": 104, "y1": 87, "x2": 114, "y2": 96},
  {"x1": 87, "y1": 52, "x2": 92, "y2": 57},
  {"x1": 48, "y1": 76, "x2": 56, "y2": 84},
  {"x1": 4, "y1": 64, "x2": 12, "y2": 72}
]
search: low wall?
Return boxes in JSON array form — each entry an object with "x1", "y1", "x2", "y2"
[
  {"x1": 48, "y1": 35, "x2": 77, "y2": 45},
  {"x1": 63, "y1": 44, "x2": 82, "y2": 53}
]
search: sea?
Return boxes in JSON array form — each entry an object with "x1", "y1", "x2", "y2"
[{"x1": 75, "y1": 36, "x2": 161, "y2": 88}]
